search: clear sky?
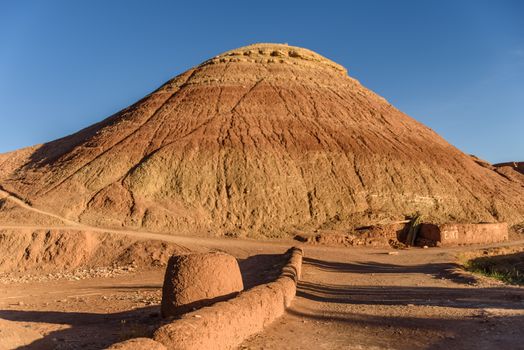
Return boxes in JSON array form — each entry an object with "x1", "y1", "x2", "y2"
[{"x1": 1, "y1": 0, "x2": 522, "y2": 163}]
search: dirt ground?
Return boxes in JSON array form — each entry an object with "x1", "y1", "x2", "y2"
[
  {"x1": 1, "y1": 232, "x2": 523, "y2": 349},
  {"x1": 241, "y1": 242, "x2": 524, "y2": 350},
  {"x1": 0, "y1": 234, "x2": 292, "y2": 349}
]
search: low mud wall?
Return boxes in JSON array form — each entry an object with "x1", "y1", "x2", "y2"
[
  {"x1": 106, "y1": 247, "x2": 303, "y2": 350},
  {"x1": 153, "y1": 247, "x2": 302, "y2": 349},
  {"x1": 418, "y1": 223, "x2": 508, "y2": 246}
]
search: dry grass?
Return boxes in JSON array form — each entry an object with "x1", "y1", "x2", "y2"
[{"x1": 459, "y1": 246, "x2": 524, "y2": 285}]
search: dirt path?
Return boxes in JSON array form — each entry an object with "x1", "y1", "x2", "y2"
[
  {"x1": 1, "y1": 194, "x2": 524, "y2": 349},
  {"x1": 0, "y1": 185, "x2": 299, "y2": 255},
  {"x1": 0, "y1": 187, "x2": 80, "y2": 227},
  {"x1": 241, "y1": 246, "x2": 524, "y2": 350},
  {"x1": 2, "y1": 237, "x2": 524, "y2": 349}
]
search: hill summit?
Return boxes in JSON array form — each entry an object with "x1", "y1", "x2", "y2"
[{"x1": 1, "y1": 43, "x2": 523, "y2": 237}]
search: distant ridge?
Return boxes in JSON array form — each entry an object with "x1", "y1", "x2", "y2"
[{"x1": 494, "y1": 161, "x2": 524, "y2": 175}]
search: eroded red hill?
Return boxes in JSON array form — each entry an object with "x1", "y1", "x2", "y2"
[{"x1": 1, "y1": 43, "x2": 523, "y2": 237}]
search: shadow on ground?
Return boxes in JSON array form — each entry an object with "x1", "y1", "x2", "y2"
[
  {"x1": 238, "y1": 253, "x2": 287, "y2": 289},
  {"x1": 303, "y1": 256, "x2": 479, "y2": 284},
  {"x1": 300, "y1": 257, "x2": 524, "y2": 308},
  {"x1": 0, "y1": 253, "x2": 287, "y2": 349},
  {"x1": 285, "y1": 307, "x2": 524, "y2": 350},
  {"x1": 263, "y1": 257, "x2": 524, "y2": 350},
  {"x1": 4, "y1": 255, "x2": 523, "y2": 349},
  {"x1": 297, "y1": 281, "x2": 524, "y2": 309},
  {"x1": 0, "y1": 306, "x2": 160, "y2": 349}
]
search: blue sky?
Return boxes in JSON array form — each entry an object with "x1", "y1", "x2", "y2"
[{"x1": 1, "y1": 0, "x2": 522, "y2": 163}]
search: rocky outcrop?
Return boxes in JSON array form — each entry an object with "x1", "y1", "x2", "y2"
[
  {"x1": 0, "y1": 229, "x2": 189, "y2": 274},
  {"x1": 493, "y1": 161, "x2": 524, "y2": 186},
  {"x1": 494, "y1": 161, "x2": 524, "y2": 175}
]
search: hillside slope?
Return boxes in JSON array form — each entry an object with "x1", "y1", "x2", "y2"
[{"x1": 1, "y1": 43, "x2": 523, "y2": 237}]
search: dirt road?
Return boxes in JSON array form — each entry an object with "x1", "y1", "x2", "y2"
[
  {"x1": 241, "y1": 244, "x2": 524, "y2": 350},
  {"x1": 1, "y1": 190, "x2": 524, "y2": 349},
  {"x1": 1, "y1": 234, "x2": 524, "y2": 349},
  {"x1": 0, "y1": 244, "x2": 290, "y2": 349}
]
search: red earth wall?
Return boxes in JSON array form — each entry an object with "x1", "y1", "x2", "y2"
[{"x1": 418, "y1": 223, "x2": 508, "y2": 246}]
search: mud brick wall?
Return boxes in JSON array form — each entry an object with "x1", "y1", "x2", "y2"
[
  {"x1": 419, "y1": 223, "x2": 508, "y2": 246},
  {"x1": 108, "y1": 247, "x2": 303, "y2": 350}
]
